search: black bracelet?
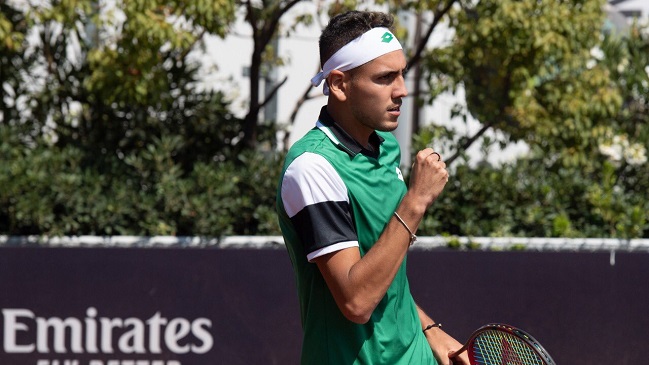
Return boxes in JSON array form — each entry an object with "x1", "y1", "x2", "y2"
[{"x1": 422, "y1": 323, "x2": 442, "y2": 333}]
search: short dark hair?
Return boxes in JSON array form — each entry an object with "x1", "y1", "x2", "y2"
[{"x1": 319, "y1": 11, "x2": 395, "y2": 67}]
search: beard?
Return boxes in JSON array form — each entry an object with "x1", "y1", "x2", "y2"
[{"x1": 350, "y1": 105, "x2": 400, "y2": 133}]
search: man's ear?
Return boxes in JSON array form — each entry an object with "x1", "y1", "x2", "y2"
[{"x1": 327, "y1": 70, "x2": 348, "y2": 101}]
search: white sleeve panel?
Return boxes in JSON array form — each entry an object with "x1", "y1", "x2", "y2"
[{"x1": 281, "y1": 152, "x2": 349, "y2": 218}]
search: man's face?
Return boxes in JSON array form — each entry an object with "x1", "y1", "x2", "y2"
[{"x1": 346, "y1": 50, "x2": 408, "y2": 133}]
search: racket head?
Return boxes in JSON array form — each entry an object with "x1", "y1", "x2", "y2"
[{"x1": 465, "y1": 323, "x2": 556, "y2": 365}]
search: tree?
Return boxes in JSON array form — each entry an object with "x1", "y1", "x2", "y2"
[
  {"x1": 2, "y1": 0, "x2": 647, "y2": 238},
  {"x1": 239, "y1": 0, "x2": 304, "y2": 149},
  {"x1": 0, "y1": 0, "x2": 284, "y2": 236},
  {"x1": 588, "y1": 21, "x2": 649, "y2": 237},
  {"x1": 284, "y1": 0, "x2": 464, "y2": 146},
  {"x1": 0, "y1": 3, "x2": 26, "y2": 124},
  {"x1": 420, "y1": 0, "x2": 622, "y2": 166},
  {"x1": 413, "y1": 19, "x2": 649, "y2": 239}
]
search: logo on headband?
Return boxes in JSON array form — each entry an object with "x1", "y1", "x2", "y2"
[{"x1": 381, "y1": 32, "x2": 394, "y2": 43}]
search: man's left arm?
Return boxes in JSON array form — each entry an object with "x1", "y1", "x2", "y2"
[{"x1": 416, "y1": 304, "x2": 470, "y2": 365}]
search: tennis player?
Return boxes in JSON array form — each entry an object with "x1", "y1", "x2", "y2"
[{"x1": 276, "y1": 10, "x2": 469, "y2": 365}]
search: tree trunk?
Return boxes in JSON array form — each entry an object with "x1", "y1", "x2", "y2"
[{"x1": 242, "y1": 44, "x2": 263, "y2": 149}]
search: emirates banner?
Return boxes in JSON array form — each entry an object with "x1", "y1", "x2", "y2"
[
  {"x1": 0, "y1": 247, "x2": 301, "y2": 365},
  {"x1": 1, "y1": 246, "x2": 648, "y2": 364}
]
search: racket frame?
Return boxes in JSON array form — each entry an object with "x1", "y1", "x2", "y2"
[{"x1": 459, "y1": 323, "x2": 557, "y2": 365}]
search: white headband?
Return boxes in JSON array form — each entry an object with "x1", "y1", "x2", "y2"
[{"x1": 311, "y1": 27, "x2": 403, "y2": 95}]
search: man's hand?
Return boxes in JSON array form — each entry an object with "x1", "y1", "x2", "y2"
[
  {"x1": 408, "y1": 148, "x2": 449, "y2": 211},
  {"x1": 424, "y1": 328, "x2": 470, "y2": 365}
]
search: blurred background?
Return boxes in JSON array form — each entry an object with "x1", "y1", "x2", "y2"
[
  {"x1": 1, "y1": 0, "x2": 648, "y2": 364},
  {"x1": 1, "y1": 0, "x2": 648, "y2": 239}
]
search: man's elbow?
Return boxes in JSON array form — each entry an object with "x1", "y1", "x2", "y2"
[
  {"x1": 341, "y1": 301, "x2": 374, "y2": 324},
  {"x1": 343, "y1": 311, "x2": 371, "y2": 324}
]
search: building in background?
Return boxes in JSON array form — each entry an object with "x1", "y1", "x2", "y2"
[{"x1": 204, "y1": 1, "x2": 648, "y2": 166}]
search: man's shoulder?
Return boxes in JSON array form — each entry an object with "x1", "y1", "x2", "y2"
[{"x1": 285, "y1": 127, "x2": 339, "y2": 161}]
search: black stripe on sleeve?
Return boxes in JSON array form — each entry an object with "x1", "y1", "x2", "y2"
[{"x1": 291, "y1": 200, "x2": 357, "y2": 255}]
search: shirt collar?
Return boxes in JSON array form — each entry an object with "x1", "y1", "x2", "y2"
[{"x1": 316, "y1": 106, "x2": 384, "y2": 158}]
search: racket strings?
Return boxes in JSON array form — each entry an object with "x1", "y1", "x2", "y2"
[{"x1": 472, "y1": 330, "x2": 545, "y2": 365}]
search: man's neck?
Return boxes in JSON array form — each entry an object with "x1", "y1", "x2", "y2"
[{"x1": 326, "y1": 105, "x2": 373, "y2": 149}]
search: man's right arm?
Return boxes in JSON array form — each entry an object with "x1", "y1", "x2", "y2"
[{"x1": 312, "y1": 148, "x2": 448, "y2": 323}]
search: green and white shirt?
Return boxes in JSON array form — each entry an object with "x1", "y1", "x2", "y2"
[{"x1": 277, "y1": 107, "x2": 436, "y2": 365}]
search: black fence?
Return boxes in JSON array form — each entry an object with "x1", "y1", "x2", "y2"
[{"x1": 1, "y1": 245, "x2": 647, "y2": 364}]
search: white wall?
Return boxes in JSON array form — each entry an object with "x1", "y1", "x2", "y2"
[
  {"x1": 199, "y1": 5, "x2": 529, "y2": 166},
  {"x1": 199, "y1": 1, "x2": 647, "y2": 166}
]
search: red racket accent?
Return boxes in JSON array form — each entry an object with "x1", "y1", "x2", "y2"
[
  {"x1": 500, "y1": 335, "x2": 524, "y2": 364},
  {"x1": 457, "y1": 323, "x2": 556, "y2": 365}
]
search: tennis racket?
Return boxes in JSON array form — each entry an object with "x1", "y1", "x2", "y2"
[{"x1": 449, "y1": 323, "x2": 556, "y2": 365}]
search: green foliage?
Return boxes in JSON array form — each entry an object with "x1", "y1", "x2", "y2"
[
  {"x1": 0, "y1": 119, "x2": 283, "y2": 236},
  {"x1": 2, "y1": 0, "x2": 648, "y2": 240},
  {"x1": 415, "y1": 150, "x2": 648, "y2": 239},
  {"x1": 415, "y1": 16, "x2": 649, "y2": 239},
  {"x1": 424, "y1": 0, "x2": 622, "y2": 164},
  {"x1": 0, "y1": 1, "x2": 282, "y2": 236},
  {"x1": 410, "y1": 1, "x2": 649, "y2": 239}
]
